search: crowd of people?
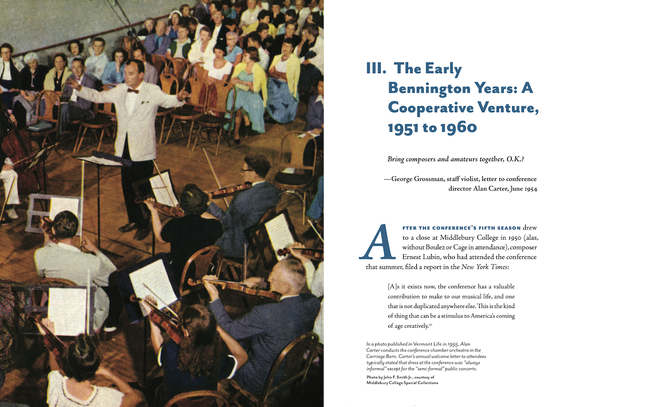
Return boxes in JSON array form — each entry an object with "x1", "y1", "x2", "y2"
[{"x1": 0, "y1": 1, "x2": 324, "y2": 406}]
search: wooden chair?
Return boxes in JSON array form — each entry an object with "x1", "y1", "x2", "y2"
[
  {"x1": 226, "y1": 332, "x2": 320, "y2": 407},
  {"x1": 170, "y1": 57, "x2": 190, "y2": 83},
  {"x1": 179, "y1": 245, "x2": 224, "y2": 297},
  {"x1": 74, "y1": 85, "x2": 116, "y2": 153},
  {"x1": 164, "y1": 77, "x2": 207, "y2": 146},
  {"x1": 191, "y1": 80, "x2": 234, "y2": 154},
  {"x1": 121, "y1": 36, "x2": 140, "y2": 55},
  {"x1": 184, "y1": 62, "x2": 208, "y2": 83},
  {"x1": 245, "y1": 209, "x2": 296, "y2": 276},
  {"x1": 27, "y1": 90, "x2": 61, "y2": 147},
  {"x1": 164, "y1": 390, "x2": 228, "y2": 407},
  {"x1": 151, "y1": 54, "x2": 170, "y2": 75},
  {"x1": 158, "y1": 73, "x2": 179, "y2": 144},
  {"x1": 272, "y1": 132, "x2": 317, "y2": 225}
]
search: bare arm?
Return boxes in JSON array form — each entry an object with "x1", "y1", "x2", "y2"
[
  {"x1": 96, "y1": 366, "x2": 146, "y2": 407},
  {"x1": 144, "y1": 199, "x2": 166, "y2": 244}
]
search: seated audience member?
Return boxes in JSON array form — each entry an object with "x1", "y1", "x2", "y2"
[
  {"x1": 246, "y1": 32, "x2": 269, "y2": 71},
  {"x1": 306, "y1": 9, "x2": 324, "y2": 37},
  {"x1": 59, "y1": 58, "x2": 95, "y2": 136},
  {"x1": 242, "y1": 10, "x2": 277, "y2": 38},
  {"x1": 266, "y1": 39, "x2": 300, "y2": 124},
  {"x1": 226, "y1": 48, "x2": 267, "y2": 141},
  {"x1": 180, "y1": 3, "x2": 191, "y2": 18},
  {"x1": 195, "y1": 0, "x2": 212, "y2": 26},
  {"x1": 13, "y1": 52, "x2": 47, "y2": 127},
  {"x1": 144, "y1": 20, "x2": 173, "y2": 56},
  {"x1": 271, "y1": 2, "x2": 286, "y2": 27},
  {"x1": 303, "y1": 76, "x2": 323, "y2": 165},
  {"x1": 188, "y1": 26, "x2": 215, "y2": 64},
  {"x1": 0, "y1": 112, "x2": 20, "y2": 221},
  {"x1": 203, "y1": 256, "x2": 320, "y2": 395},
  {"x1": 38, "y1": 324, "x2": 144, "y2": 407},
  {"x1": 133, "y1": 47, "x2": 158, "y2": 85},
  {"x1": 85, "y1": 37, "x2": 109, "y2": 85},
  {"x1": 67, "y1": 40, "x2": 85, "y2": 67},
  {"x1": 144, "y1": 184, "x2": 223, "y2": 284},
  {"x1": 239, "y1": 0, "x2": 262, "y2": 29},
  {"x1": 277, "y1": 8, "x2": 299, "y2": 35},
  {"x1": 137, "y1": 17, "x2": 156, "y2": 37},
  {"x1": 297, "y1": 22, "x2": 323, "y2": 94},
  {"x1": 0, "y1": 44, "x2": 19, "y2": 111},
  {"x1": 207, "y1": 8, "x2": 230, "y2": 48},
  {"x1": 220, "y1": 0, "x2": 237, "y2": 19},
  {"x1": 101, "y1": 49, "x2": 127, "y2": 85},
  {"x1": 34, "y1": 211, "x2": 121, "y2": 332},
  {"x1": 167, "y1": 10, "x2": 184, "y2": 40},
  {"x1": 188, "y1": 16, "x2": 201, "y2": 41},
  {"x1": 294, "y1": 0, "x2": 311, "y2": 34},
  {"x1": 223, "y1": 17, "x2": 238, "y2": 35},
  {"x1": 167, "y1": 25, "x2": 192, "y2": 60},
  {"x1": 44, "y1": 53, "x2": 71, "y2": 93},
  {"x1": 224, "y1": 31, "x2": 243, "y2": 65},
  {"x1": 270, "y1": 21, "x2": 301, "y2": 57},
  {"x1": 256, "y1": 22, "x2": 275, "y2": 51},
  {"x1": 204, "y1": 154, "x2": 278, "y2": 256},
  {"x1": 140, "y1": 301, "x2": 246, "y2": 407},
  {"x1": 204, "y1": 44, "x2": 233, "y2": 82},
  {"x1": 280, "y1": 0, "x2": 293, "y2": 10}
]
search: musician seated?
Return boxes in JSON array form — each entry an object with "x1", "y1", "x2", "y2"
[
  {"x1": 37, "y1": 320, "x2": 145, "y2": 407},
  {"x1": 287, "y1": 242, "x2": 323, "y2": 343},
  {"x1": 0, "y1": 111, "x2": 20, "y2": 222},
  {"x1": 145, "y1": 184, "x2": 223, "y2": 284},
  {"x1": 59, "y1": 58, "x2": 95, "y2": 136},
  {"x1": 202, "y1": 154, "x2": 278, "y2": 259},
  {"x1": 140, "y1": 300, "x2": 247, "y2": 406},
  {"x1": 34, "y1": 211, "x2": 121, "y2": 333},
  {"x1": 203, "y1": 256, "x2": 320, "y2": 395}
]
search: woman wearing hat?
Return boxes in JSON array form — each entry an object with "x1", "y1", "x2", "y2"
[{"x1": 167, "y1": 10, "x2": 184, "y2": 40}]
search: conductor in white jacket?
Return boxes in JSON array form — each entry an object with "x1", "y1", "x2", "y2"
[{"x1": 67, "y1": 59, "x2": 189, "y2": 240}]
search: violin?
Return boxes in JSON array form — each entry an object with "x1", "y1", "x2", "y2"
[
  {"x1": 208, "y1": 183, "x2": 252, "y2": 199},
  {"x1": 37, "y1": 216, "x2": 58, "y2": 243},
  {"x1": 188, "y1": 279, "x2": 281, "y2": 304},
  {"x1": 131, "y1": 294, "x2": 184, "y2": 345},
  {"x1": 0, "y1": 102, "x2": 46, "y2": 195},
  {"x1": 137, "y1": 199, "x2": 184, "y2": 218},
  {"x1": 29, "y1": 314, "x2": 65, "y2": 368},
  {"x1": 277, "y1": 247, "x2": 324, "y2": 261}
]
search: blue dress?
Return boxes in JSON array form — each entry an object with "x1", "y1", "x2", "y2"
[
  {"x1": 101, "y1": 62, "x2": 125, "y2": 85},
  {"x1": 226, "y1": 70, "x2": 265, "y2": 133},
  {"x1": 266, "y1": 77, "x2": 298, "y2": 124},
  {"x1": 225, "y1": 46, "x2": 243, "y2": 64}
]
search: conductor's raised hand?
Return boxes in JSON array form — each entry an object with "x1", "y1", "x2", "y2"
[
  {"x1": 65, "y1": 78, "x2": 82, "y2": 92},
  {"x1": 176, "y1": 89, "x2": 190, "y2": 102}
]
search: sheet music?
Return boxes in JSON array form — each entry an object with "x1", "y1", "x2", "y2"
[
  {"x1": 129, "y1": 259, "x2": 178, "y2": 316},
  {"x1": 48, "y1": 288, "x2": 87, "y2": 336},
  {"x1": 265, "y1": 214, "x2": 295, "y2": 260},
  {"x1": 150, "y1": 173, "x2": 178, "y2": 207},
  {"x1": 77, "y1": 156, "x2": 123, "y2": 166}
]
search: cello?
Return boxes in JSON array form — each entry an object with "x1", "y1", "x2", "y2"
[{"x1": 0, "y1": 102, "x2": 46, "y2": 195}]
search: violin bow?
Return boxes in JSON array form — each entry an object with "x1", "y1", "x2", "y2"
[
  {"x1": 203, "y1": 147, "x2": 229, "y2": 208},
  {"x1": 143, "y1": 283, "x2": 179, "y2": 320},
  {"x1": 307, "y1": 219, "x2": 324, "y2": 244},
  {"x1": 243, "y1": 243, "x2": 248, "y2": 281},
  {"x1": 152, "y1": 160, "x2": 177, "y2": 208},
  {"x1": 80, "y1": 161, "x2": 84, "y2": 249},
  {"x1": 0, "y1": 177, "x2": 15, "y2": 222}
]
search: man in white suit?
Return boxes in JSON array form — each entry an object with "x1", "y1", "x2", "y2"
[{"x1": 66, "y1": 59, "x2": 189, "y2": 240}]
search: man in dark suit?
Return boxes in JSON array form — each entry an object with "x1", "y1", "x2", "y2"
[
  {"x1": 59, "y1": 58, "x2": 95, "y2": 136},
  {"x1": 144, "y1": 20, "x2": 172, "y2": 56},
  {"x1": 204, "y1": 257, "x2": 321, "y2": 395},
  {"x1": 66, "y1": 59, "x2": 189, "y2": 240},
  {"x1": 204, "y1": 153, "x2": 279, "y2": 258}
]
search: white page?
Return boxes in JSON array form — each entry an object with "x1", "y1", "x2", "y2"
[
  {"x1": 150, "y1": 173, "x2": 178, "y2": 207},
  {"x1": 129, "y1": 259, "x2": 178, "y2": 316},
  {"x1": 49, "y1": 197, "x2": 79, "y2": 219},
  {"x1": 265, "y1": 214, "x2": 295, "y2": 260},
  {"x1": 48, "y1": 288, "x2": 87, "y2": 336}
]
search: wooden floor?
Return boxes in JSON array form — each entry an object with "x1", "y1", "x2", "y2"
[{"x1": 0, "y1": 104, "x2": 323, "y2": 406}]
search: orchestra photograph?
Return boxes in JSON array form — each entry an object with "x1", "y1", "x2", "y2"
[{"x1": 0, "y1": 1, "x2": 324, "y2": 406}]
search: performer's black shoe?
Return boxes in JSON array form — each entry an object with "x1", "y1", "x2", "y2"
[
  {"x1": 134, "y1": 227, "x2": 151, "y2": 241},
  {"x1": 118, "y1": 222, "x2": 138, "y2": 233}
]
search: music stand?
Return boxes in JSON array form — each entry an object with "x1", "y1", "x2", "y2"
[
  {"x1": 23, "y1": 144, "x2": 55, "y2": 194},
  {"x1": 74, "y1": 151, "x2": 132, "y2": 255}
]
